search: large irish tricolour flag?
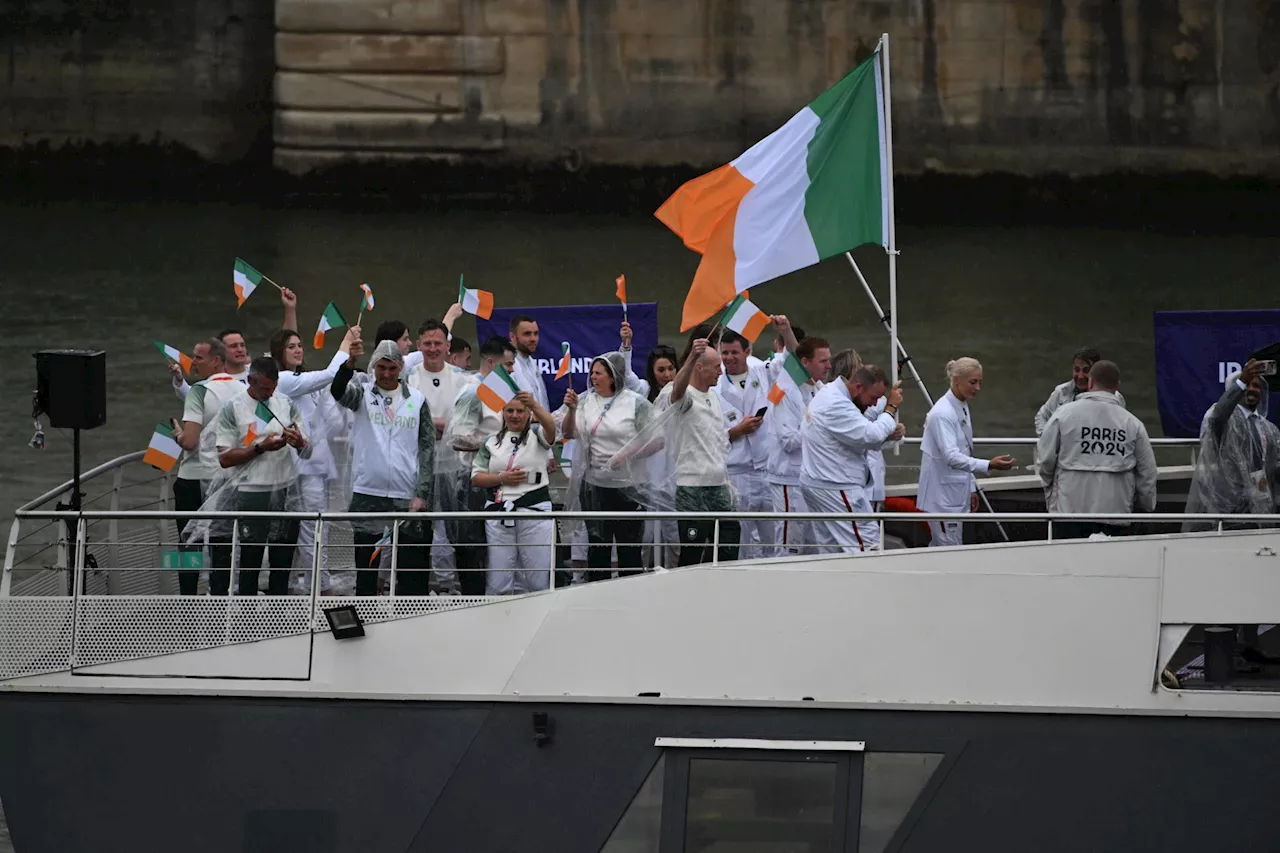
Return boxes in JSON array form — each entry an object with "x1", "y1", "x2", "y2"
[{"x1": 657, "y1": 47, "x2": 889, "y2": 331}]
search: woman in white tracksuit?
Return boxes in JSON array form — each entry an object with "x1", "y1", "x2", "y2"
[
  {"x1": 472, "y1": 392, "x2": 557, "y2": 595},
  {"x1": 917, "y1": 358, "x2": 1016, "y2": 547},
  {"x1": 269, "y1": 327, "x2": 359, "y2": 591}
]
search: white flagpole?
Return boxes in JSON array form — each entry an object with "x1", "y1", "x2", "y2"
[{"x1": 881, "y1": 33, "x2": 899, "y2": 397}]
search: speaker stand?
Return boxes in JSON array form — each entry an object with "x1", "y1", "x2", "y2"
[{"x1": 56, "y1": 428, "x2": 83, "y2": 595}]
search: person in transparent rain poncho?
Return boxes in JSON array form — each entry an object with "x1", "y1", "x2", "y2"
[
  {"x1": 329, "y1": 339, "x2": 435, "y2": 596},
  {"x1": 471, "y1": 392, "x2": 557, "y2": 594},
  {"x1": 1185, "y1": 358, "x2": 1280, "y2": 531},
  {"x1": 613, "y1": 337, "x2": 739, "y2": 567},
  {"x1": 184, "y1": 356, "x2": 311, "y2": 596},
  {"x1": 561, "y1": 352, "x2": 658, "y2": 582}
]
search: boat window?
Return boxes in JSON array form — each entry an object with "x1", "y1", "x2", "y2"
[
  {"x1": 601, "y1": 755, "x2": 666, "y2": 853},
  {"x1": 1162, "y1": 624, "x2": 1280, "y2": 692},
  {"x1": 683, "y1": 757, "x2": 838, "y2": 853},
  {"x1": 857, "y1": 752, "x2": 944, "y2": 853}
]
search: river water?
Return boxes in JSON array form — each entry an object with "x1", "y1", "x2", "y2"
[{"x1": 0, "y1": 199, "x2": 1276, "y2": 850}]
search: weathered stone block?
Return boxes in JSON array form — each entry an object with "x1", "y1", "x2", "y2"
[
  {"x1": 276, "y1": 0, "x2": 462, "y2": 33},
  {"x1": 275, "y1": 72, "x2": 463, "y2": 111},
  {"x1": 274, "y1": 109, "x2": 505, "y2": 150},
  {"x1": 276, "y1": 33, "x2": 504, "y2": 74}
]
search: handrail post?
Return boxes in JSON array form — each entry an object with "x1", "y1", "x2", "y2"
[
  {"x1": 1047, "y1": 519, "x2": 1053, "y2": 541},
  {"x1": 389, "y1": 519, "x2": 400, "y2": 601},
  {"x1": 68, "y1": 516, "x2": 87, "y2": 670},
  {"x1": 712, "y1": 518, "x2": 720, "y2": 566},
  {"x1": 549, "y1": 512, "x2": 557, "y2": 592},
  {"x1": 309, "y1": 518, "x2": 324, "y2": 629},
  {"x1": 229, "y1": 516, "x2": 240, "y2": 595},
  {"x1": 106, "y1": 466, "x2": 123, "y2": 595},
  {"x1": 878, "y1": 515, "x2": 885, "y2": 552}
]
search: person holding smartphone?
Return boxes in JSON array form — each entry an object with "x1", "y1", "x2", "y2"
[{"x1": 472, "y1": 392, "x2": 557, "y2": 595}]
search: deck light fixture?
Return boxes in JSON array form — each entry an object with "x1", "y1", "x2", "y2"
[{"x1": 324, "y1": 605, "x2": 365, "y2": 640}]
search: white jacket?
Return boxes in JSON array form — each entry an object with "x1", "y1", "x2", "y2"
[
  {"x1": 715, "y1": 362, "x2": 774, "y2": 474},
  {"x1": 767, "y1": 381, "x2": 818, "y2": 486},
  {"x1": 333, "y1": 368, "x2": 434, "y2": 501},
  {"x1": 917, "y1": 391, "x2": 989, "y2": 514},
  {"x1": 800, "y1": 380, "x2": 897, "y2": 491}
]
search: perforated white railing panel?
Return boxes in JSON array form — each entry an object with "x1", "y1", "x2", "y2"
[
  {"x1": 0, "y1": 598, "x2": 74, "y2": 680},
  {"x1": 72, "y1": 596, "x2": 315, "y2": 667}
]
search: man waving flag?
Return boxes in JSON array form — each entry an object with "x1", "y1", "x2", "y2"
[{"x1": 656, "y1": 46, "x2": 890, "y2": 330}]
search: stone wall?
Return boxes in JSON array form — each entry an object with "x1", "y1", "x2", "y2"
[
  {"x1": 4, "y1": 0, "x2": 1280, "y2": 177},
  {"x1": 0, "y1": 0, "x2": 274, "y2": 161},
  {"x1": 273, "y1": 0, "x2": 1280, "y2": 177}
]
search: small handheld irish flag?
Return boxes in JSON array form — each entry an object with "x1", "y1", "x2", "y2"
[
  {"x1": 359, "y1": 283, "x2": 375, "y2": 312},
  {"x1": 458, "y1": 274, "x2": 494, "y2": 320},
  {"x1": 767, "y1": 351, "x2": 811, "y2": 405},
  {"x1": 233, "y1": 258, "x2": 264, "y2": 308},
  {"x1": 716, "y1": 293, "x2": 771, "y2": 343},
  {"x1": 615, "y1": 274, "x2": 627, "y2": 314},
  {"x1": 242, "y1": 400, "x2": 277, "y2": 446},
  {"x1": 314, "y1": 302, "x2": 347, "y2": 349},
  {"x1": 554, "y1": 341, "x2": 572, "y2": 380},
  {"x1": 477, "y1": 363, "x2": 520, "y2": 411},
  {"x1": 153, "y1": 341, "x2": 192, "y2": 375},
  {"x1": 143, "y1": 423, "x2": 183, "y2": 473},
  {"x1": 369, "y1": 525, "x2": 394, "y2": 566}
]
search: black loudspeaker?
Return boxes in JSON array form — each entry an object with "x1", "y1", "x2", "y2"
[{"x1": 35, "y1": 349, "x2": 107, "y2": 430}]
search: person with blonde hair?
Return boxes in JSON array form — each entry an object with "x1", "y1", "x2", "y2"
[{"x1": 917, "y1": 357, "x2": 1015, "y2": 547}]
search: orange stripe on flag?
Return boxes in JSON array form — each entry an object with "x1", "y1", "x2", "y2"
[
  {"x1": 142, "y1": 447, "x2": 178, "y2": 473},
  {"x1": 242, "y1": 425, "x2": 258, "y2": 447},
  {"x1": 615, "y1": 274, "x2": 627, "y2": 303},
  {"x1": 767, "y1": 382, "x2": 787, "y2": 406},
  {"x1": 658, "y1": 165, "x2": 756, "y2": 332},
  {"x1": 740, "y1": 309, "x2": 771, "y2": 343},
  {"x1": 474, "y1": 290, "x2": 494, "y2": 320},
  {"x1": 235, "y1": 284, "x2": 249, "y2": 308},
  {"x1": 476, "y1": 383, "x2": 506, "y2": 412},
  {"x1": 555, "y1": 354, "x2": 570, "y2": 380},
  {"x1": 313, "y1": 331, "x2": 325, "y2": 349}
]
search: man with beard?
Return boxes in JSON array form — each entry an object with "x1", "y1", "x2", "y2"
[
  {"x1": 801, "y1": 364, "x2": 904, "y2": 553},
  {"x1": 1035, "y1": 347, "x2": 1125, "y2": 436}
]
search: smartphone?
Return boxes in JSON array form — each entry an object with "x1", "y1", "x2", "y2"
[
  {"x1": 526, "y1": 471, "x2": 543, "y2": 485},
  {"x1": 754, "y1": 407, "x2": 768, "y2": 419},
  {"x1": 1261, "y1": 360, "x2": 1278, "y2": 376}
]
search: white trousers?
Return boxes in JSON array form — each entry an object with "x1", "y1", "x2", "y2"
[
  {"x1": 485, "y1": 504, "x2": 555, "y2": 595},
  {"x1": 730, "y1": 469, "x2": 776, "y2": 559},
  {"x1": 294, "y1": 474, "x2": 333, "y2": 592},
  {"x1": 770, "y1": 483, "x2": 810, "y2": 554},
  {"x1": 802, "y1": 485, "x2": 879, "y2": 554},
  {"x1": 928, "y1": 520, "x2": 964, "y2": 547}
]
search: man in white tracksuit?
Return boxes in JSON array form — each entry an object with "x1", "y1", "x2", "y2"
[
  {"x1": 1036, "y1": 360, "x2": 1157, "y2": 538},
  {"x1": 407, "y1": 317, "x2": 473, "y2": 592},
  {"x1": 801, "y1": 364, "x2": 904, "y2": 553},
  {"x1": 715, "y1": 331, "x2": 776, "y2": 559},
  {"x1": 766, "y1": 337, "x2": 830, "y2": 554}
]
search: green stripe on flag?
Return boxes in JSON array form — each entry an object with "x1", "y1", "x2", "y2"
[
  {"x1": 234, "y1": 257, "x2": 264, "y2": 283},
  {"x1": 321, "y1": 301, "x2": 346, "y2": 327},
  {"x1": 803, "y1": 49, "x2": 887, "y2": 258},
  {"x1": 782, "y1": 351, "x2": 810, "y2": 387},
  {"x1": 254, "y1": 401, "x2": 275, "y2": 423},
  {"x1": 491, "y1": 363, "x2": 520, "y2": 394},
  {"x1": 458, "y1": 273, "x2": 465, "y2": 302},
  {"x1": 716, "y1": 294, "x2": 747, "y2": 327}
]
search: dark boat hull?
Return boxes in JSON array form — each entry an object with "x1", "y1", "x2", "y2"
[{"x1": 1, "y1": 692, "x2": 1277, "y2": 852}]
